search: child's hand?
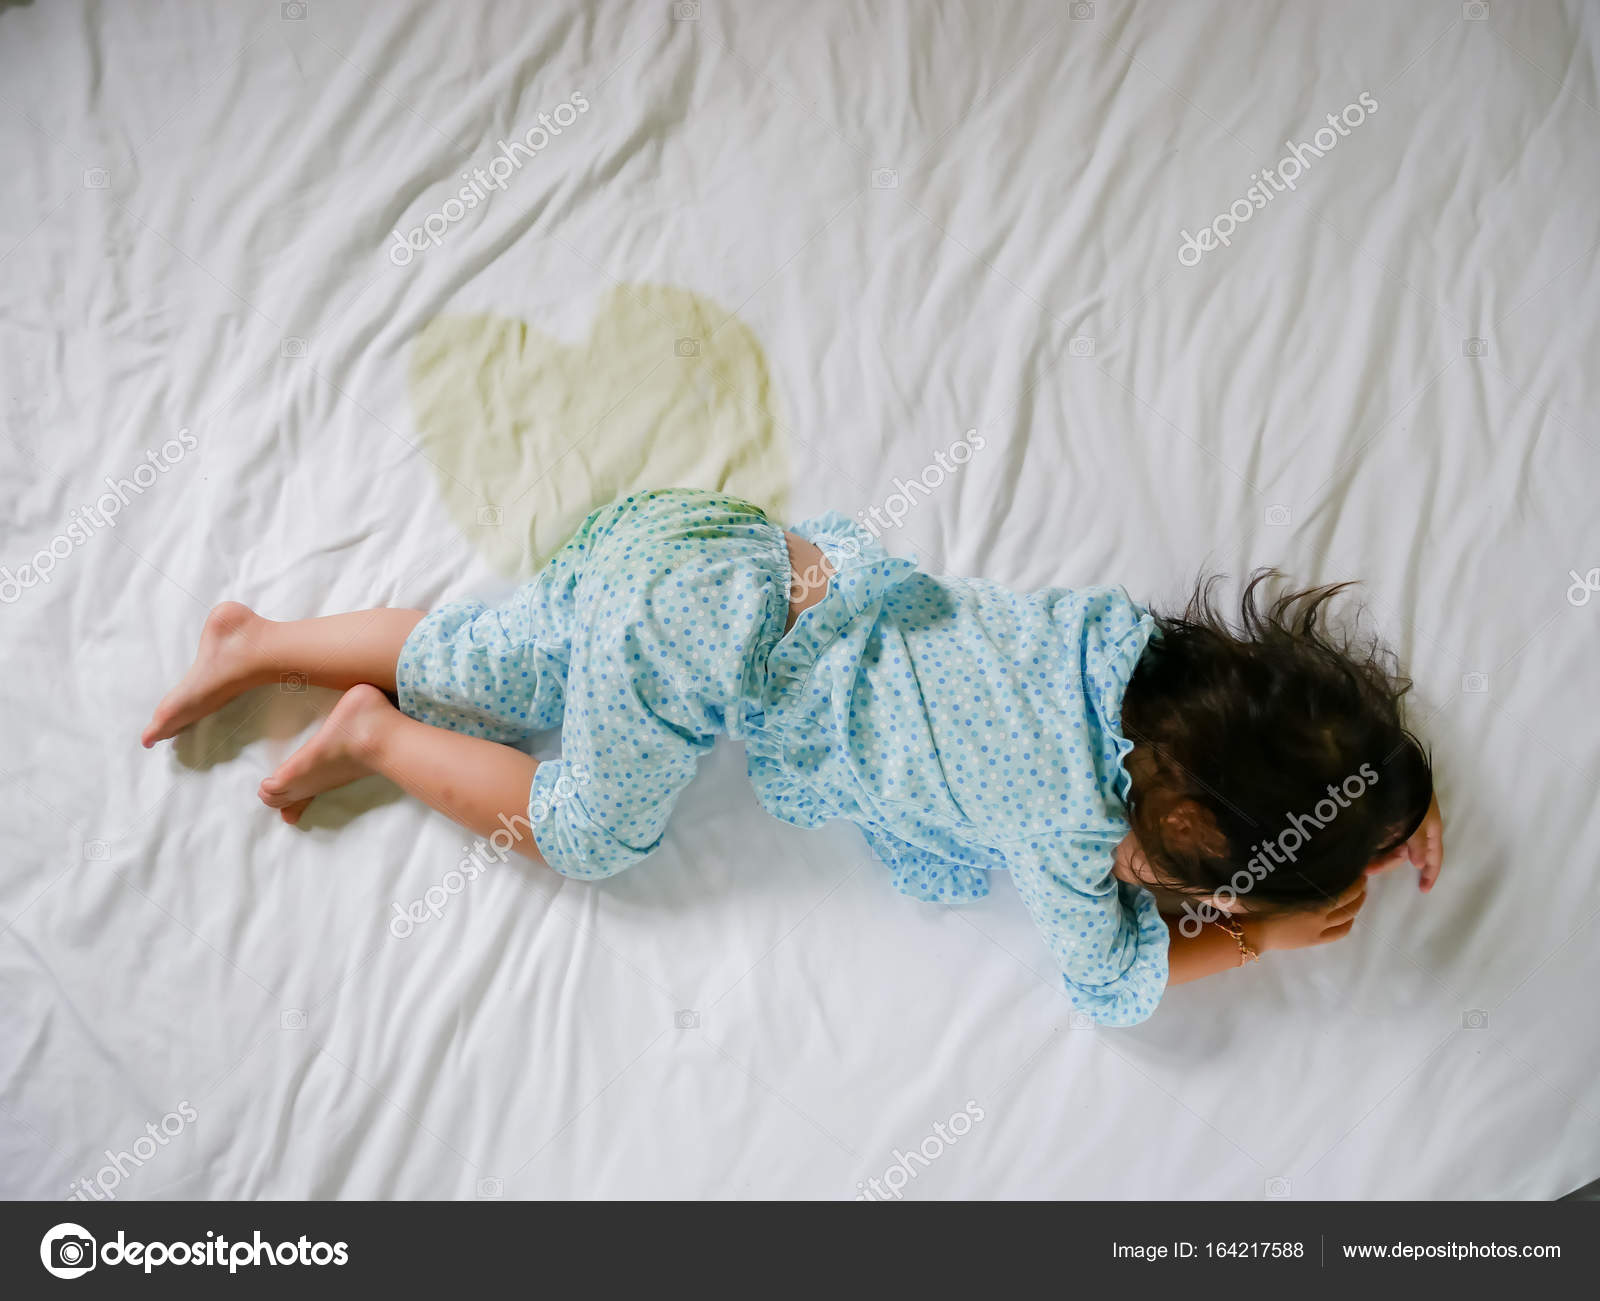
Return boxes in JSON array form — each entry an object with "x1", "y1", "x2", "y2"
[
  {"x1": 1243, "y1": 878, "x2": 1367, "y2": 953},
  {"x1": 1364, "y1": 793, "x2": 1445, "y2": 893}
]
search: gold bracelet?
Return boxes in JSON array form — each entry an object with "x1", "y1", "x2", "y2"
[{"x1": 1213, "y1": 915, "x2": 1260, "y2": 965}]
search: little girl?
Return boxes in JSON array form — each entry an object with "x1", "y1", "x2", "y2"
[{"x1": 142, "y1": 488, "x2": 1443, "y2": 1026}]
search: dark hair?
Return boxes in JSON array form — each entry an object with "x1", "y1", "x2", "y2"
[{"x1": 1119, "y1": 571, "x2": 1433, "y2": 912}]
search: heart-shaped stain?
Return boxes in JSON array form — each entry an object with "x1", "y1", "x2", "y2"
[{"x1": 409, "y1": 283, "x2": 789, "y2": 576}]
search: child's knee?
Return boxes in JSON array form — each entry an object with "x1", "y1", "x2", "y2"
[
  {"x1": 554, "y1": 857, "x2": 641, "y2": 882},
  {"x1": 536, "y1": 790, "x2": 666, "y2": 877},
  {"x1": 545, "y1": 839, "x2": 652, "y2": 881}
]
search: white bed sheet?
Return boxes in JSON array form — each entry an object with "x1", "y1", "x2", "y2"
[{"x1": 2, "y1": 0, "x2": 1597, "y2": 1199}]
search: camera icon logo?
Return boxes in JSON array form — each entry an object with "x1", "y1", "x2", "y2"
[
  {"x1": 671, "y1": 0, "x2": 700, "y2": 20},
  {"x1": 1068, "y1": 1010, "x2": 1095, "y2": 1030},
  {"x1": 1068, "y1": 335, "x2": 1095, "y2": 358},
  {"x1": 1462, "y1": 1, "x2": 1488, "y2": 20},
  {"x1": 280, "y1": 1008, "x2": 308, "y2": 1030},
  {"x1": 675, "y1": 337, "x2": 701, "y2": 357},
  {"x1": 280, "y1": 671, "x2": 309, "y2": 693},
  {"x1": 1264, "y1": 1176, "x2": 1292, "y2": 1199},
  {"x1": 870, "y1": 167, "x2": 899, "y2": 189},
  {"x1": 477, "y1": 505, "x2": 504, "y2": 526},
  {"x1": 83, "y1": 840, "x2": 110, "y2": 861},
  {"x1": 1263, "y1": 504, "x2": 1293, "y2": 527},
  {"x1": 477, "y1": 1176, "x2": 504, "y2": 1197},
  {"x1": 1462, "y1": 1009, "x2": 1490, "y2": 1030},
  {"x1": 41, "y1": 1223, "x2": 97, "y2": 1279},
  {"x1": 1462, "y1": 336, "x2": 1488, "y2": 356},
  {"x1": 82, "y1": 168, "x2": 110, "y2": 190},
  {"x1": 1460, "y1": 672, "x2": 1489, "y2": 694},
  {"x1": 673, "y1": 1009, "x2": 700, "y2": 1030},
  {"x1": 280, "y1": 337, "x2": 308, "y2": 359},
  {"x1": 1070, "y1": 2, "x2": 1095, "y2": 19},
  {"x1": 282, "y1": 1, "x2": 308, "y2": 19}
]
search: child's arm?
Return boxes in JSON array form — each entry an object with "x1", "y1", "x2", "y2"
[
  {"x1": 1165, "y1": 877, "x2": 1368, "y2": 986},
  {"x1": 1164, "y1": 919, "x2": 1257, "y2": 985}
]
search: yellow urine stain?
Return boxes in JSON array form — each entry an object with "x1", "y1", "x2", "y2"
[{"x1": 408, "y1": 283, "x2": 789, "y2": 575}]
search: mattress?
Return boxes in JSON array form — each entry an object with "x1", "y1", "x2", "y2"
[{"x1": 2, "y1": 0, "x2": 1597, "y2": 1199}]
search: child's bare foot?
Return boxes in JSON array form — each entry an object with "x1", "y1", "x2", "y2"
[
  {"x1": 258, "y1": 684, "x2": 392, "y2": 824},
  {"x1": 142, "y1": 602, "x2": 270, "y2": 747}
]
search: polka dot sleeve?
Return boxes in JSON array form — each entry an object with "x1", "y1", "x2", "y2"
[{"x1": 1009, "y1": 855, "x2": 1170, "y2": 1026}]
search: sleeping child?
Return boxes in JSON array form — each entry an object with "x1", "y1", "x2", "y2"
[{"x1": 142, "y1": 488, "x2": 1443, "y2": 1025}]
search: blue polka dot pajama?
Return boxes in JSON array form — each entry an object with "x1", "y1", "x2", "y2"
[{"x1": 396, "y1": 488, "x2": 1169, "y2": 1025}]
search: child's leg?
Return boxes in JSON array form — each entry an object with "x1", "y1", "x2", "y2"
[
  {"x1": 142, "y1": 602, "x2": 425, "y2": 747},
  {"x1": 257, "y1": 684, "x2": 544, "y2": 857}
]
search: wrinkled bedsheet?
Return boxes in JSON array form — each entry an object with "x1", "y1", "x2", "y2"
[{"x1": 2, "y1": 0, "x2": 1597, "y2": 1198}]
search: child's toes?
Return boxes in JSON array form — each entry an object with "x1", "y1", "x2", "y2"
[
  {"x1": 280, "y1": 798, "x2": 312, "y2": 825},
  {"x1": 140, "y1": 708, "x2": 175, "y2": 748}
]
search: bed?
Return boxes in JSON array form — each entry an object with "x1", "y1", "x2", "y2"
[{"x1": 2, "y1": 0, "x2": 1596, "y2": 1199}]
